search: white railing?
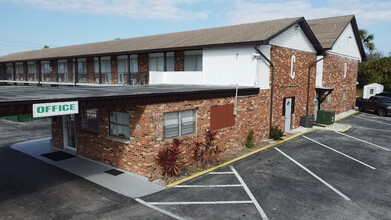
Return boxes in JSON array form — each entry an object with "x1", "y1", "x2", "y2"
[{"x1": 150, "y1": 71, "x2": 204, "y2": 85}]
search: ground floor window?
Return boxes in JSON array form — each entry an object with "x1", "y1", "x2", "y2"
[
  {"x1": 82, "y1": 109, "x2": 99, "y2": 133},
  {"x1": 164, "y1": 110, "x2": 196, "y2": 139},
  {"x1": 110, "y1": 111, "x2": 130, "y2": 139}
]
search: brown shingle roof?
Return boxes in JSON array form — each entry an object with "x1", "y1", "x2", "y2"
[
  {"x1": 308, "y1": 15, "x2": 366, "y2": 60},
  {"x1": 0, "y1": 17, "x2": 306, "y2": 63},
  {"x1": 308, "y1": 15, "x2": 355, "y2": 49}
]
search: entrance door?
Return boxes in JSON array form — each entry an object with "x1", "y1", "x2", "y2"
[
  {"x1": 63, "y1": 114, "x2": 76, "y2": 150},
  {"x1": 284, "y1": 98, "x2": 292, "y2": 132}
]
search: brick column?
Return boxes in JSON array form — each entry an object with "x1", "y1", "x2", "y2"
[
  {"x1": 111, "y1": 55, "x2": 118, "y2": 84},
  {"x1": 86, "y1": 57, "x2": 95, "y2": 83},
  {"x1": 175, "y1": 51, "x2": 184, "y2": 71},
  {"x1": 67, "y1": 58, "x2": 74, "y2": 83},
  {"x1": 50, "y1": 60, "x2": 57, "y2": 82},
  {"x1": 138, "y1": 53, "x2": 149, "y2": 85}
]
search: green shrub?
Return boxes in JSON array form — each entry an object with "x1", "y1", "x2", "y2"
[
  {"x1": 245, "y1": 130, "x2": 254, "y2": 148},
  {"x1": 270, "y1": 126, "x2": 283, "y2": 140}
]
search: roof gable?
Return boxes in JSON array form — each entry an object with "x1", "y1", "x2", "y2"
[{"x1": 308, "y1": 15, "x2": 366, "y2": 60}]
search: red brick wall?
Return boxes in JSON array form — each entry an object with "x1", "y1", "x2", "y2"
[
  {"x1": 111, "y1": 55, "x2": 118, "y2": 84},
  {"x1": 86, "y1": 57, "x2": 95, "y2": 83},
  {"x1": 321, "y1": 54, "x2": 358, "y2": 113},
  {"x1": 138, "y1": 53, "x2": 149, "y2": 85},
  {"x1": 175, "y1": 51, "x2": 184, "y2": 71},
  {"x1": 67, "y1": 58, "x2": 74, "y2": 83},
  {"x1": 52, "y1": 91, "x2": 270, "y2": 179},
  {"x1": 50, "y1": 60, "x2": 57, "y2": 82},
  {"x1": 270, "y1": 46, "x2": 317, "y2": 130},
  {"x1": 51, "y1": 116, "x2": 64, "y2": 149}
]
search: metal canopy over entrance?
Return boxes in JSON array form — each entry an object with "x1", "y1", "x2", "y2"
[{"x1": 315, "y1": 87, "x2": 334, "y2": 110}]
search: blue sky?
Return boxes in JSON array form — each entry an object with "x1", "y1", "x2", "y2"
[{"x1": 0, "y1": 0, "x2": 390, "y2": 57}]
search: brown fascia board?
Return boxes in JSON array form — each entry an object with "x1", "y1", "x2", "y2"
[
  {"x1": 263, "y1": 17, "x2": 324, "y2": 55},
  {"x1": 0, "y1": 40, "x2": 268, "y2": 64}
]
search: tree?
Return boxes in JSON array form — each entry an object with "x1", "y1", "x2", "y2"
[
  {"x1": 42, "y1": 45, "x2": 49, "y2": 49},
  {"x1": 359, "y1": 29, "x2": 375, "y2": 53},
  {"x1": 359, "y1": 57, "x2": 391, "y2": 91}
]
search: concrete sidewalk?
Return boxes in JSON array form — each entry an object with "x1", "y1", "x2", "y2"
[{"x1": 11, "y1": 138, "x2": 165, "y2": 198}]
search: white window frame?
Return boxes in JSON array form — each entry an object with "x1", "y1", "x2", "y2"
[
  {"x1": 184, "y1": 50, "x2": 202, "y2": 71},
  {"x1": 163, "y1": 110, "x2": 197, "y2": 139},
  {"x1": 109, "y1": 111, "x2": 130, "y2": 139}
]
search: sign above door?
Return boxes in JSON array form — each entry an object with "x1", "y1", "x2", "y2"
[{"x1": 33, "y1": 101, "x2": 79, "y2": 118}]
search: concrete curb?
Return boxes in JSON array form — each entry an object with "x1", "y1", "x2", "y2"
[{"x1": 168, "y1": 111, "x2": 359, "y2": 187}]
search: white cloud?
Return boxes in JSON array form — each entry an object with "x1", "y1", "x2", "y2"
[
  {"x1": 2, "y1": 0, "x2": 209, "y2": 20},
  {"x1": 227, "y1": 0, "x2": 391, "y2": 25}
]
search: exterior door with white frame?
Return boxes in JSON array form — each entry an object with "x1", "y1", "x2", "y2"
[
  {"x1": 284, "y1": 98, "x2": 292, "y2": 132},
  {"x1": 63, "y1": 114, "x2": 76, "y2": 150}
]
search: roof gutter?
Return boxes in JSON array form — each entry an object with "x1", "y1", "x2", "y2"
[{"x1": 254, "y1": 45, "x2": 275, "y2": 137}]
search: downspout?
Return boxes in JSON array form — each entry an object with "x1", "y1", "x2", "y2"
[
  {"x1": 306, "y1": 53, "x2": 326, "y2": 115},
  {"x1": 254, "y1": 45, "x2": 275, "y2": 137}
]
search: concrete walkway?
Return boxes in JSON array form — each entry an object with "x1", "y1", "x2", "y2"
[{"x1": 11, "y1": 138, "x2": 165, "y2": 198}]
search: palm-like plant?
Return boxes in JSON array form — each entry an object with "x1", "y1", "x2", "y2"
[{"x1": 359, "y1": 29, "x2": 375, "y2": 53}]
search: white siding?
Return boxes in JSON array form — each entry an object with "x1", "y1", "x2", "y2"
[
  {"x1": 270, "y1": 25, "x2": 316, "y2": 53},
  {"x1": 150, "y1": 71, "x2": 204, "y2": 84},
  {"x1": 328, "y1": 23, "x2": 362, "y2": 61},
  {"x1": 316, "y1": 55, "x2": 324, "y2": 87},
  {"x1": 203, "y1": 46, "x2": 270, "y2": 88},
  {"x1": 150, "y1": 46, "x2": 271, "y2": 88}
]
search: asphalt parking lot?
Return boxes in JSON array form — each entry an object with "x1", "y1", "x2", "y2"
[
  {"x1": 0, "y1": 119, "x2": 171, "y2": 220},
  {"x1": 141, "y1": 112, "x2": 391, "y2": 220}
]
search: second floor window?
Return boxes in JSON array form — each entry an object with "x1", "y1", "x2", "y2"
[
  {"x1": 118, "y1": 55, "x2": 138, "y2": 74},
  {"x1": 41, "y1": 62, "x2": 50, "y2": 74},
  {"x1": 149, "y1": 52, "x2": 174, "y2": 71},
  {"x1": 27, "y1": 62, "x2": 36, "y2": 74},
  {"x1": 184, "y1": 50, "x2": 202, "y2": 71},
  {"x1": 6, "y1": 64, "x2": 13, "y2": 74},
  {"x1": 15, "y1": 63, "x2": 23, "y2": 74},
  {"x1": 94, "y1": 57, "x2": 111, "y2": 74},
  {"x1": 57, "y1": 60, "x2": 68, "y2": 74}
]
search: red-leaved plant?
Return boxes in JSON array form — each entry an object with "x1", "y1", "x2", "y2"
[
  {"x1": 192, "y1": 129, "x2": 224, "y2": 164},
  {"x1": 156, "y1": 138, "x2": 183, "y2": 176}
]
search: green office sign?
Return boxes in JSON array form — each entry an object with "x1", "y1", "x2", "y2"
[{"x1": 33, "y1": 101, "x2": 79, "y2": 118}]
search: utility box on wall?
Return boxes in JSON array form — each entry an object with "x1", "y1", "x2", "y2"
[{"x1": 315, "y1": 110, "x2": 335, "y2": 125}]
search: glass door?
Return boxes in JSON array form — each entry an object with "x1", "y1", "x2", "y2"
[{"x1": 63, "y1": 115, "x2": 76, "y2": 150}]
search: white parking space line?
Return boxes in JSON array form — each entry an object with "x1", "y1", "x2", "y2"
[
  {"x1": 148, "y1": 201, "x2": 254, "y2": 205},
  {"x1": 230, "y1": 166, "x2": 269, "y2": 220},
  {"x1": 353, "y1": 116, "x2": 391, "y2": 125},
  {"x1": 335, "y1": 131, "x2": 390, "y2": 151},
  {"x1": 175, "y1": 184, "x2": 242, "y2": 188},
  {"x1": 209, "y1": 171, "x2": 234, "y2": 174},
  {"x1": 275, "y1": 147, "x2": 351, "y2": 201},
  {"x1": 302, "y1": 136, "x2": 376, "y2": 170},
  {"x1": 354, "y1": 126, "x2": 391, "y2": 133},
  {"x1": 136, "y1": 198, "x2": 185, "y2": 220}
]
